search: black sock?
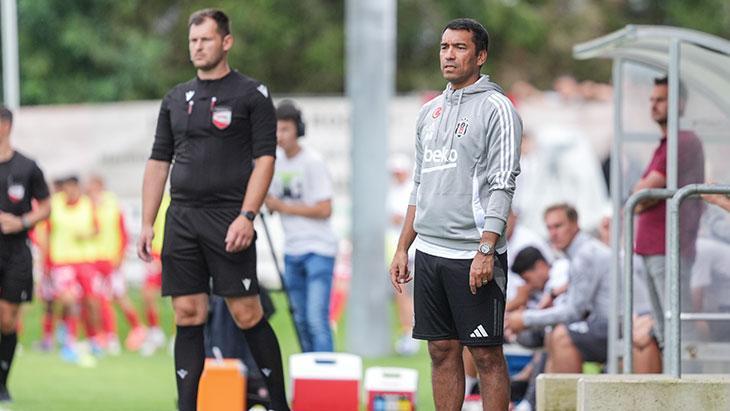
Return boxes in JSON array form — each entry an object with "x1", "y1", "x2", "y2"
[
  {"x1": 0, "y1": 333, "x2": 17, "y2": 388},
  {"x1": 174, "y1": 325, "x2": 205, "y2": 411},
  {"x1": 242, "y1": 319, "x2": 290, "y2": 411}
]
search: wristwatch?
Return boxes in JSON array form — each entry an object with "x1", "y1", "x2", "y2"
[
  {"x1": 477, "y1": 242, "x2": 494, "y2": 256},
  {"x1": 240, "y1": 210, "x2": 256, "y2": 222},
  {"x1": 21, "y1": 216, "x2": 31, "y2": 230}
]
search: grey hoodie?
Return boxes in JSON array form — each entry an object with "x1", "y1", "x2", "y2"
[
  {"x1": 522, "y1": 231, "x2": 611, "y2": 329},
  {"x1": 409, "y1": 75, "x2": 522, "y2": 254}
]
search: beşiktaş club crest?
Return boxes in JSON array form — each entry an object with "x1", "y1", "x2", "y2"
[
  {"x1": 212, "y1": 106, "x2": 232, "y2": 130},
  {"x1": 455, "y1": 117, "x2": 469, "y2": 138},
  {"x1": 7, "y1": 183, "x2": 25, "y2": 203}
]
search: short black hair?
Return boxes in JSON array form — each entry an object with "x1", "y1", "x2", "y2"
[
  {"x1": 512, "y1": 246, "x2": 547, "y2": 276},
  {"x1": 276, "y1": 100, "x2": 302, "y2": 122},
  {"x1": 64, "y1": 175, "x2": 80, "y2": 185},
  {"x1": 654, "y1": 76, "x2": 688, "y2": 102},
  {"x1": 0, "y1": 105, "x2": 13, "y2": 124},
  {"x1": 189, "y1": 8, "x2": 230, "y2": 37},
  {"x1": 276, "y1": 99, "x2": 306, "y2": 137},
  {"x1": 443, "y1": 18, "x2": 489, "y2": 54}
]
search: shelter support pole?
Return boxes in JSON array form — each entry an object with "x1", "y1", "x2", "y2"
[
  {"x1": 663, "y1": 39, "x2": 680, "y2": 375},
  {"x1": 607, "y1": 58, "x2": 623, "y2": 374}
]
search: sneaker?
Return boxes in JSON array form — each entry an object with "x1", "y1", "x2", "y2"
[
  {"x1": 35, "y1": 337, "x2": 54, "y2": 353},
  {"x1": 394, "y1": 334, "x2": 420, "y2": 356},
  {"x1": 0, "y1": 384, "x2": 11, "y2": 403},
  {"x1": 55, "y1": 323, "x2": 68, "y2": 347},
  {"x1": 60, "y1": 344, "x2": 79, "y2": 363},
  {"x1": 77, "y1": 352, "x2": 98, "y2": 368},
  {"x1": 125, "y1": 327, "x2": 147, "y2": 352},
  {"x1": 140, "y1": 328, "x2": 165, "y2": 357},
  {"x1": 107, "y1": 336, "x2": 122, "y2": 356},
  {"x1": 148, "y1": 327, "x2": 166, "y2": 346},
  {"x1": 514, "y1": 399, "x2": 533, "y2": 411}
]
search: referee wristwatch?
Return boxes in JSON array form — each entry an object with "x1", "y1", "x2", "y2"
[
  {"x1": 477, "y1": 242, "x2": 495, "y2": 256},
  {"x1": 240, "y1": 210, "x2": 256, "y2": 222}
]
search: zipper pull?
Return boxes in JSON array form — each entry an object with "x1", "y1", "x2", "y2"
[
  {"x1": 210, "y1": 96, "x2": 217, "y2": 112},
  {"x1": 188, "y1": 100, "x2": 194, "y2": 115}
]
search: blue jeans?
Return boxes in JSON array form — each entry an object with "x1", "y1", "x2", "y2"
[{"x1": 284, "y1": 253, "x2": 335, "y2": 352}]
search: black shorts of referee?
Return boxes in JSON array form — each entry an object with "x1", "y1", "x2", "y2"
[
  {"x1": 0, "y1": 238, "x2": 33, "y2": 304},
  {"x1": 161, "y1": 205, "x2": 259, "y2": 297}
]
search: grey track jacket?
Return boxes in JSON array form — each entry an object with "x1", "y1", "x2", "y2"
[
  {"x1": 522, "y1": 231, "x2": 611, "y2": 328},
  {"x1": 409, "y1": 75, "x2": 522, "y2": 253}
]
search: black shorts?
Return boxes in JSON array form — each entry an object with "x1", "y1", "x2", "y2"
[
  {"x1": 566, "y1": 317, "x2": 608, "y2": 363},
  {"x1": 161, "y1": 205, "x2": 259, "y2": 298},
  {"x1": 0, "y1": 239, "x2": 34, "y2": 304},
  {"x1": 413, "y1": 249, "x2": 508, "y2": 346}
]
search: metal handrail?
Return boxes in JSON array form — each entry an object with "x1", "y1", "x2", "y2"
[
  {"x1": 681, "y1": 313, "x2": 730, "y2": 321},
  {"x1": 622, "y1": 188, "x2": 675, "y2": 374},
  {"x1": 667, "y1": 184, "x2": 730, "y2": 377}
]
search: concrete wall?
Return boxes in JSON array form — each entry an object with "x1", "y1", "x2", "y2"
[{"x1": 537, "y1": 373, "x2": 730, "y2": 411}]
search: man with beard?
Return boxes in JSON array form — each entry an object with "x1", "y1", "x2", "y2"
[{"x1": 137, "y1": 9, "x2": 288, "y2": 411}]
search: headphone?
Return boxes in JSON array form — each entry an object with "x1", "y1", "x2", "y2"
[{"x1": 276, "y1": 99, "x2": 306, "y2": 137}]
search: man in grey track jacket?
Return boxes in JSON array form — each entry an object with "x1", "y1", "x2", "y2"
[
  {"x1": 390, "y1": 18, "x2": 522, "y2": 411},
  {"x1": 507, "y1": 203, "x2": 611, "y2": 372}
]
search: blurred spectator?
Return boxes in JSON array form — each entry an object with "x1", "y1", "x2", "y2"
[
  {"x1": 86, "y1": 174, "x2": 146, "y2": 354},
  {"x1": 506, "y1": 204, "x2": 610, "y2": 373},
  {"x1": 632, "y1": 76, "x2": 705, "y2": 366},
  {"x1": 43, "y1": 176, "x2": 103, "y2": 362},
  {"x1": 386, "y1": 154, "x2": 419, "y2": 356},
  {"x1": 139, "y1": 194, "x2": 170, "y2": 356},
  {"x1": 503, "y1": 207, "x2": 563, "y2": 302},
  {"x1": 690, "y1": 238, "x2": 730, "y2": 341},
  {"x1": 552, "y1": 75, "x2": 582, "y2": 104},
  {"x1": 507, "y1": 80, "x2": 541, "y2": 107},
  {"x1": 265, "y1": 100, "x2": 338, "y2": 352}
]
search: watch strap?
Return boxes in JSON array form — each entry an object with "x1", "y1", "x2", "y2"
[{"x1": 240, "y1": 210, "x2": 256, "y2": 221}]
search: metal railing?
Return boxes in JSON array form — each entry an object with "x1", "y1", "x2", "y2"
[
  {"x1": 622, "y1": 184, "x2": 730, "y2": 376},
  {"x1": 623, "y1": 188, "x2": 675, "y2": 374},
  {"x1": 667, "y1": 184, "x2": 730, "y2": 377}
]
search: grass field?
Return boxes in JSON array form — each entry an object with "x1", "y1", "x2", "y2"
[{"x1": 5, "y1": 290, "x2": 436, "y2": 411}]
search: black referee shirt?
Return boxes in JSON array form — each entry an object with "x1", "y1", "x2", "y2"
[
  {"x1": 0, "y1": 151, "x2": 50, "y2": 240},
  {"x1": 150, "y1": 70, "x2": 277, "y2": 208}
]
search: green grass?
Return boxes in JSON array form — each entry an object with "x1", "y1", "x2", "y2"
[{"x1": 6, "y1": 291, "x2": 435, "y2": 411}]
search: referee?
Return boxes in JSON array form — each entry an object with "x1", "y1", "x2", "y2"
[
  {"x1": 137, "y1": 9, "x2": 289, "y2": 411},
  {"x1": 0, "y1": 105, "x2": 51, "y2": 402}
]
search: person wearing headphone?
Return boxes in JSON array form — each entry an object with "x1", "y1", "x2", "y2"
[{"x1": 265, "y1": 100, "x2": 338, "y2": 352}]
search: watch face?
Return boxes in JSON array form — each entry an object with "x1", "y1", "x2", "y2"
[{"x1": 479, "y1": 244, "x2": 491, "y2": 254}]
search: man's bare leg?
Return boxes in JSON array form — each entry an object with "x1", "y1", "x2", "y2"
[
  {"x1": 545, "y1": 325, "x2": 582, "y2": 373},
  {"x1": 633, "y1": 339, "x2": 662, "y2": 373},
  {"x1": 429, "y1": 339, "x2": 465, "y2": 410},
  {"x1": 468, "y1": 345, "x2": 509, "y2": 411}
]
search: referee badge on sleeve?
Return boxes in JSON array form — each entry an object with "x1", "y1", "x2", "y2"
[{"x1": 212, "y1": 106, "x2": 232, "y2": 130}]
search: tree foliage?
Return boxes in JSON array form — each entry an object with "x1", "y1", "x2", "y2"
[{"x1": 8, "y1": 0, "x2": 730, "y2": 105}]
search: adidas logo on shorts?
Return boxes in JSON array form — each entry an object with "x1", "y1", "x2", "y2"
[{"x1": 470, "y1": 324, "x2": 490, "y2": 338}]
